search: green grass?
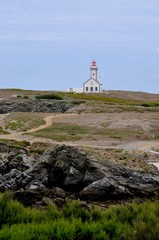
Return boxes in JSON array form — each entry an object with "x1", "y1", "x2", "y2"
[{"x1": 1, "y1": 192, "x2": 159, "y2": 239}]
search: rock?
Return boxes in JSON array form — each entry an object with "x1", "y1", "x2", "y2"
[
  {"x1": 27, "y1": 181, "x2": 46, "y2": 191},
  {"x1": 53, "y1": 197, "x2": 65, "y2": 208},
  {"x1": 45, "y1": 145, "x2": 89, "y2": 189},
  {"x1": 7, "y1": 153, "x2": 30, "y2": 172},
  {"x1": 0, "y1": 143, "x2": 9, "y2": 153},
  {"x1": 29, "y1": 162, "x2": 48, "y2": 185},
  {"x1": 1, "y1": 145, "x2": 159, "y2": 206},
  {"x1": 80, "y1": 177, "x2": 131, "y2": 200},
  {"x1": 42, "y1": 197, "x2": 55, "y2": 206},
  {"x1": 13, "y1": 189, "x2": 44, "y2": 206},
  {"x1": 0, "y1": 100, "x2": 76, "y2": 114},
  {"x1": 9, "y1": 146, "x2": 27, "y2": 155}
]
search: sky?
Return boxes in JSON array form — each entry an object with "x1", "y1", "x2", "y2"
[{"x1": 0, "y1": 0, "x2": 159, "y2": 93}]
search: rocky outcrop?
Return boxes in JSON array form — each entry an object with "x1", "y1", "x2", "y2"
[
  {"x1": 0, "y1": 145, "x2": 159, "y2": 207},
  {"x1": 0, "y1": 100, "x2": 76, "y2": 113}
]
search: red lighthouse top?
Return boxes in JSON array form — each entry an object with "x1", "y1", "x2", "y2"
[{"x1": 91, "y1": 60, "x2": 97, "y2": 67}]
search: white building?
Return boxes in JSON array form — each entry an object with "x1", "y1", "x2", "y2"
[
  {"x1": 67, "y1": 87, "x2": 83, "y2": 93},
  {"x1": 83, "y1": 60, "x2": 102, "y2": 93},
  {"x1": 67, "y1": 60, "x2": 103, "y2": 93}
]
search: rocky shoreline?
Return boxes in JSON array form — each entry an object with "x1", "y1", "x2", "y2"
[{"x1": 0, "y1": 144, "x2": 159, "y2": 207}]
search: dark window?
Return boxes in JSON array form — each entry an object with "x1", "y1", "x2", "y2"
[
  {"x1": 93, "y1": 73, "x2": 95, "y2": 76},
  {"x1": 86, "y1": 87, "x2": 88, "y2": 91},
  {"x1": 95, "y1": 87, "x2": 98, "y2": 91},
  {"x1": 90, "y1": 87, "x2": 93, "y2": 92}
]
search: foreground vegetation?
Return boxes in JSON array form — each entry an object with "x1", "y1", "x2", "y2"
[{"x1": 0, "y1": 192, "x2": 159, "y2": 239}]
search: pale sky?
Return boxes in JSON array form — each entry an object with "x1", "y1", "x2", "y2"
[{"x1": 0, "y1": 0, "x2": 159, "y2": 93}]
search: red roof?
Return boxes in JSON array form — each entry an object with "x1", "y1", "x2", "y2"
[{"x1": 91, "y1": 60, "x2": 97, "y2": 67}]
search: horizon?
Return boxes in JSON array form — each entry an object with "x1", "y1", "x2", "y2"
[{"x1": 0, "y1": 1, "x2": 159, "y2": 94}]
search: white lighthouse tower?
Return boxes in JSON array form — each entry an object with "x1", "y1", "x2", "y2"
[
  {"x1": 90, "y1": 60, "x2": 98, "y2": 80},
  {"x1": 83, "y1": 60, "x2": 102, "y2": 93}
]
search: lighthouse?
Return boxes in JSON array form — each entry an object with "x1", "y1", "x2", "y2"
[
  {"x1": 83, "y1": 60, "x2": 102, "y2": 93},
  {"x1": 90, "y1": 60, "x2": 98, "y2": 80}
]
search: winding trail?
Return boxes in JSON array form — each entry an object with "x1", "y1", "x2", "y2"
[
  {"x1": 26, "y1": 113, "x2": 76, "y2": 133},
  {"x1": 0, "y1": 113, "x2": 159, "y2": 153}
]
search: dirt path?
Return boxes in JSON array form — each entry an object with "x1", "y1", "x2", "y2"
[
  {"x1": 1, "y1": 113, "x2": 159, "y2": 153},
  {"x1": 26, "y1": 113, "x2": 77, "y2": 133}
]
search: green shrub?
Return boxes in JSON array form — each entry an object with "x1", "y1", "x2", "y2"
[
  {"x1": 23, "y1": 95, "x2": 29, "y2": 99},
  {"x1": 35, "y1": 94, "x2": 63, "y2": 100},
  {"x1": 1, "y1": 193, "x2": 159, "y2": 239},
  {"x1": 142, "y1": 102, "x2": 159, "y2": 107}
]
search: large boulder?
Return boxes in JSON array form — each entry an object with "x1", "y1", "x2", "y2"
[
  {"x1": 0, "y1": 144, "x2": 159, "y2": 206},
  {"x1": 45, "y1": 146, "x2": 105, "y2": 190}
]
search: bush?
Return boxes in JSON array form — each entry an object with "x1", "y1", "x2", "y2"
[
  {"x1": 1, "y1": 193, "x2": 159, "y2": 239},
  {"x1": 35, "y1": 94, "x2": 63, "y2": 100},
  {"x1": 142, "y1": 102, "x2": 159, "y2": 107},
  {"x1": 23, "y1": 95, "x2": 29, "y2": 99}
]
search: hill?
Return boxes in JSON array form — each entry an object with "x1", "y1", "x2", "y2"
[{"x1": 0, "y1": 88, "x2": 159, "y2": 101}]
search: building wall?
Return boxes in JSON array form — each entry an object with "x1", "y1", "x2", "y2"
[
  {"x1": 68, "y1": 87, "x2": 83, "y2": 93},
  {"x1": 83, "y1": 79, "x2": 101, "y2": 93}
]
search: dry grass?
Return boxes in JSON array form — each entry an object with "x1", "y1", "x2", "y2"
[
  {"x1": 5, "y1": 112, "x2": 50, "y2": 131},
  {"x1": 83, "y1": 147, "x2": 157, "y2": 172},
  {"x1": 0, "y1": 127, "x2": 10, "y2": 135},
  {"x1": 27, "y1": 111, "x2": 159, "y2": 142}
]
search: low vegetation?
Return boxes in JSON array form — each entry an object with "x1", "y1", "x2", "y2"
[
  {"x1": 35, "y1": 94, "x2": 63, "y2": 100},
  {"x1": 5, "y1": 112, "x2": 47, "y2": 131},
  {"x1": 0, "y1": 139, "x2": 30, "y2": 148},
  {"x1": 141, "y1": 102, "x2": 159, "y2": 107},
  {"x1": 0, "y1": 192, "x2": 159, "y2": 239},
  {"x1": 84, "y1": 148, "x2": 155, "y2": 172},
  {"x1": 28, "y1": 123, "x2": 89, "y2": 141},
  {"x1": 0, "y1": 126, "x2": 10, "y2": 135},
  {"x1": 28, "y1": 122, "x2": 146, "y2": 142}
]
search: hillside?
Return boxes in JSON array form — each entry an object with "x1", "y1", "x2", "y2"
[{"x1": 0, "y1": 88, "x2": 159, "y2": 101}]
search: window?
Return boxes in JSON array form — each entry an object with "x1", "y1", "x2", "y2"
[
  {"x1": 93, "y1": 73, "x2": 95, "y2": 76},
  {"x1": 90, "y1": 87, "x2": 93, "y2": 92},
  {"x1": 95, "y1": 87, "x2": 98, "y2": 91},
  {"x1": 86, "y1": 87, "x2": 88, "y2": 91}
]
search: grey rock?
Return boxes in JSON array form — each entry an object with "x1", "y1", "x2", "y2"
[
  {"x1": 0, "y1": 143, "x2": 9, "y2": 153},
  {"x1": 0, "y1": 100, "x2": 76, "y2": 113},
  {"x1": 1, "y1": 145, "x2": 159, "y2": 206}
]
